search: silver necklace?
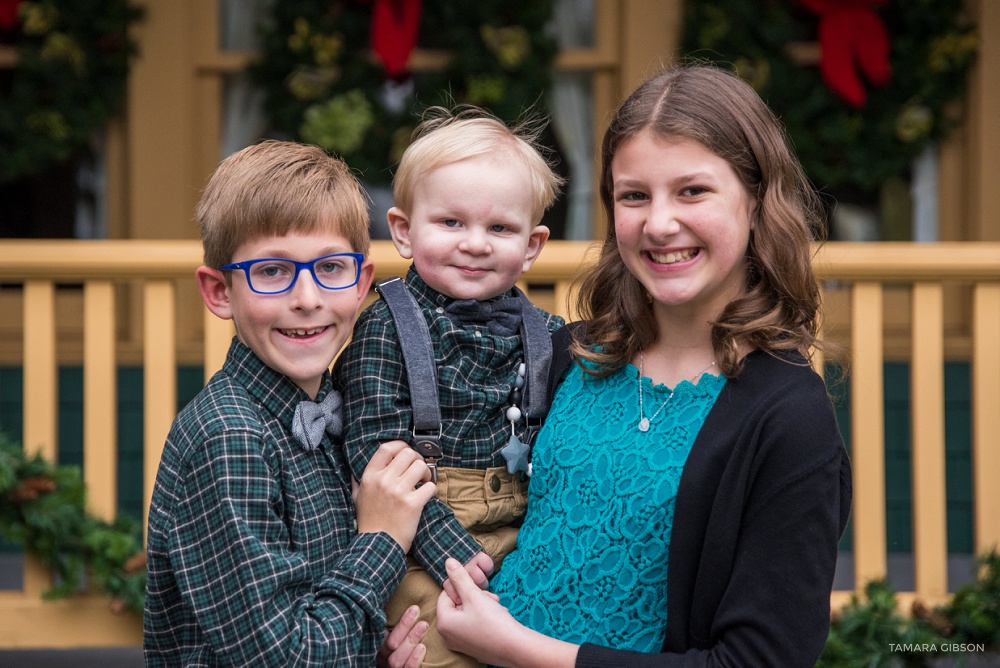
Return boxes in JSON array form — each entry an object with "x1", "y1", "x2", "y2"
[{"x1": 636, "y1": 350, "x2": 717, "y2": 432}]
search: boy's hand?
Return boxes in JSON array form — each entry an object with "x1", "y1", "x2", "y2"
[
  {"x1": 378, "y1": 605, "x2": 428, "y2": 668},
  {"x1": 356, "y1": 440, "x2": 436, "y2": 552},
  {"x1": 442, "y1": 551, "x2": 493, "y2": 604}
]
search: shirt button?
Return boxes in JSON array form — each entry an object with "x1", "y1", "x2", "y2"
[
  {"x1": 436, "y1": 307, "x2": 445, "y2": 314},
  {"x1": 475, "y1": 331, "x2": 482, "y2": 338},
  {"x1": 489, "y1": 475, "x2": 501, "y2": 493}
]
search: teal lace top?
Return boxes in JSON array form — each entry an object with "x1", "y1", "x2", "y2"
[{"x1": 490, "y1": 361, "x2": 726, "y2": 651}]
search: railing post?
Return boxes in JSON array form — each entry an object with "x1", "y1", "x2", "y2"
[
  {"x1": 143, "y1": 280, "x2": 177, "y2": 541},
  {"x1": 84, "y1": 280, "x2": 118, "y2": 522},
  {"x1": 972, "y1": 282, "x2": 1000, "y2": 553},
  {"x1": 554, "y1": 279, "x2": 576, "y2": 323},
  {"x1": 22, "y1": 282, "x2": 57, "y2": 462},
  {"x1": 911, "y1": 283, "x2": 947, "y2": 599},
  {"x1": 21, "y1": 280, "x2": 57, "y2": 597},
  {"x1": 813, "y1": 282, "x2": 826, "y2": 377},
  {"x1": 851, "y1": 282, "x2": 887, "y2": 588}
]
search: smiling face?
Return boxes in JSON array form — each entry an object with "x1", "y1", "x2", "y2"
[
  {"x1": 387, "y1": 154, "x2": 548, "y2": 301},
  {"x1": 612, "y1": 130, "x2": 753, "y2": 322},
  {"x1": 198, "y1": 231, "x2": 374, "y2": 398}
]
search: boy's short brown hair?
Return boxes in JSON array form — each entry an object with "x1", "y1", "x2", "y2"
[{"x1": 198, "y1": 140, "x2": 371, "y2": 269}]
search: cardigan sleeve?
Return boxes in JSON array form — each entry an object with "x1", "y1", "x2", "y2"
[{"x1": 576, "y1": 355, "x2": 852, "y2": 668}]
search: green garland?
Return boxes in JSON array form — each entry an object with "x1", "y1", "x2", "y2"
[
  {"x1": 0, "y1": 431, "x2": 145, "y2": 615},
  {"x1": 247, "y1": 1, "x2": 557, "y2": 185},
  {"x1": 681, "y1": 0, "x2": 977, "y2": 199},
  {"x1": 0, "y1": 0, "x2": 143, "y2": 184},
  {"x1": 818, "y1": 551, "x2": 1000, "y2": 665}
]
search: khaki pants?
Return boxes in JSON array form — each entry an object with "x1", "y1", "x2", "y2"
[{"x1": 384, "y1": 466, "x2": 528, "y2": 668}]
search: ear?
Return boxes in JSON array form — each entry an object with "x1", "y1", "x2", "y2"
[
  {"x1": 196, "y1": 266, "x2": 234, "y2": 320},
  {"x1": 521, "y1": 224, "x2": 551, "y2": 272},
  {"x1": 386, "y1": 207, "x2": 414, "y2": 259}
]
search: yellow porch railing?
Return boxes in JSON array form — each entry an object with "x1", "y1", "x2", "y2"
[{"x1": 0, "y1": 239, "x2": 998, "y2": 648}]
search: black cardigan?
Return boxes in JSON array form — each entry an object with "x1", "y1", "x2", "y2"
[{"x1": 552, "y1": 339, "x2": 852, "y2": 667}]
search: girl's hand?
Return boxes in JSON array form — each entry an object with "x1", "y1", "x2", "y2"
[
  {"x1": 442, "y1": 551, "x2": 494, "y2": 604},
  {"x1": 437, "y1": 559, "x2": 579, "y2": 668}
]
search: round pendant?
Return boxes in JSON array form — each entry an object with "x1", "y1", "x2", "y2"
[{"x1": 638, "y1": 417, "x2": 650, "y2": 432}]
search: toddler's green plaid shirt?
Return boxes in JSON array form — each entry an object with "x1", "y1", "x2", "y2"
[{"x1": 334, "y1": 267, "x2": 564, "y2": 585}]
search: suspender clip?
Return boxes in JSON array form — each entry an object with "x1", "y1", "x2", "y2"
[{"x1": 412, "y1": 429, "x2": 443, "y2": 483}]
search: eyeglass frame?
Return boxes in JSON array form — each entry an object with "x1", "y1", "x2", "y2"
[{"x1": 219, "y1": 252, "x2": 365, "y2": 295}]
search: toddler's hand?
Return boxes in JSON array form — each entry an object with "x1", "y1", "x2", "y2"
[{"x1": 443, "y1": 551, "x2": 493, "y2": 604}]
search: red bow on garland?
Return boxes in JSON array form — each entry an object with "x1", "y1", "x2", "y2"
[
  {"x1": 370, "y1": 0, "x2": 422, "y2": 80},
  {"x1": 0, "y1": 0, "x2": 21, "y2": 31},
  {"x1": 797, "y1": 0, "x2": 892, "y2": 108}
]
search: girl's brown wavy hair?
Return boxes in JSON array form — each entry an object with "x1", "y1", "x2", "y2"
[{"x1": 574, "y1": 64, "x2": 832, "y2": 377}]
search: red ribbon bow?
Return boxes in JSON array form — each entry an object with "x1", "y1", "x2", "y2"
[
  {"x1": 370, "y1": 0, "x2": 422, "y2": 80},
  {"x1": 0, "y1": 0, "x2": 21, "y2": 32},
  {"x1": 798, "y1": 0, "x2": 893, "y2": 107}
]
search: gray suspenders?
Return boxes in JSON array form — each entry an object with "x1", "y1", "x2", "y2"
[{"x1": 374, "y1": 276, "x2": 553, "y2": 480}]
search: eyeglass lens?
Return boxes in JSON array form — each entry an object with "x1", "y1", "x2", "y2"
[{"x1": 248, "y1": 255, "x2": 358, "y2": 293}]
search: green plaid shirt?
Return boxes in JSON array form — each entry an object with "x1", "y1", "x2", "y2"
[
  {"x1": 334, "y1": 267, "x2": 564, "y2": 584},
  {"x1": 144, "y1": 338, "x2": 405, "y2": 667}
]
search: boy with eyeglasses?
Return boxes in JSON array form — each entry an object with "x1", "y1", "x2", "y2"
[{"x1": 144, "y1": 140, "x2": 434, "y2": 666}]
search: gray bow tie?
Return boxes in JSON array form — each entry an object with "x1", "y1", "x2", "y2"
[{"x1": 291, "y1": 390, "x2": 343, "y2": 451}]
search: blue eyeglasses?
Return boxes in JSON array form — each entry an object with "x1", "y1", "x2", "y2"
[{"x1": 219, "y1": 252, "x2": 364, "y2": 295}]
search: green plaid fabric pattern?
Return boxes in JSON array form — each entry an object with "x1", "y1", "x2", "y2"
[
  {"x1": 334, "y1": 267, "x2": 564, "y2": 584},
  {"x1": 145, "y1": 338, "x2": 405, "y2": 667}
]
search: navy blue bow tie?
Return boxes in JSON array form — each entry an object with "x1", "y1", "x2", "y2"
[
  {"x1": 444, "y1": 297, "x2": 523, "y2": 336},
  {"x1": 291, "y1": 390, "x2": 342, "y2": 451}
]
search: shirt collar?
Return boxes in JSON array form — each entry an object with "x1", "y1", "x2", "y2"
[{"x1": 222, "y1": 337, "x2": 336, "y2": 430}]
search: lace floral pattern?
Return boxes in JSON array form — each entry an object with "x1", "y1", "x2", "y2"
[{"x1": 491, "y1": 363, "x2": 726, "y2": 651}]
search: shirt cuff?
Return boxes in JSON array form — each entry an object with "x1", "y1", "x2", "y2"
[
  {"x1": 338, "y1": 531, "x2": 409, "y2": 605},
  {"x1": 412, "y1": 500, "x2": 482, "y2": 585}
]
